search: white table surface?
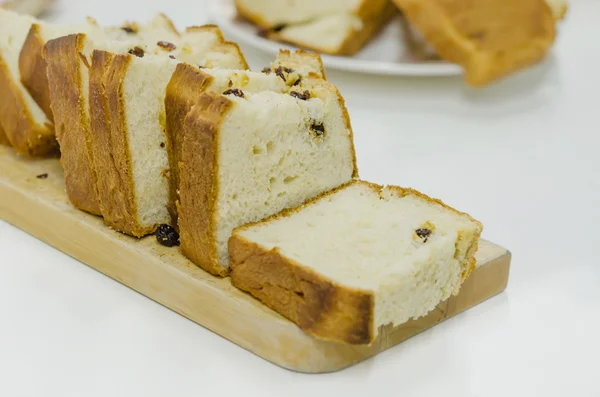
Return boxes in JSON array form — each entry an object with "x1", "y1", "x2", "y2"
[{"x1": 1, "y1": 1, "x2": 599, "y2": 396}]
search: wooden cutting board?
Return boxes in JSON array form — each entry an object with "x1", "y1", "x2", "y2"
[{"x1": 0, "y1": 146, "x2": 511, "y2": 373}]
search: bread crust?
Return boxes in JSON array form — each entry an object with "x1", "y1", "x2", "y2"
[
  {"x1": 19, "y1": 23, "x2": 54, "y2": 120},
  {"x1": 101, "y1": 53, "x2": 149, "y2": 237},
  {"x1": 0, "y1": 53, "x2": 56, "y2": 157},
  {"x1": 45, "y1": 34, "x2": 102, "y2": 215},
  {"x1": 0, "y1": 125, "x2": 9, "y2": 146},
  {"x1": 392, "y1": 0, "x2": 556, "y2": 86},
  {"x1": 178, "y1": 91, "x2": 234, "y2": 277},
  {"x1": 230, "y1": 180, "x2": 483, "y2": 334},
  {"x1": 229, "y1": 234, "x2": 375, "y2": 344},
  {"x1": 164, "y1": 63, "x2": 215, "y2": 226}
]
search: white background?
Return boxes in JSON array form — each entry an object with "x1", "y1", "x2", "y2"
[{"x1": 1, "y1": 1, "x2": 599, "y2": 396}]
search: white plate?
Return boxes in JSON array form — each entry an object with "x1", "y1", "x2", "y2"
[{"x1": 210, "y1": 0, "x2": 462, "y2": 76}]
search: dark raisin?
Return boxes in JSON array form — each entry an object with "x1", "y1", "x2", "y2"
[
  {"x1": 310, "y1": 122, "x2": 325, "y2": 137},
  {"x1": 274, "y1": 66, "x2": 286, "y2": 82},
  {"x1": 198, "y1": 65, "x2": 205, "y2": 69},
  {"x1": 128, "y1": 46, "x2": 145, "y2": 58},
  {"x1": 223, "y1": 88, "x2": 245, "y2": 98},
  {"x1": 160, "y1": 142, "x2": 165, "y2": 148},
  {"x1": 36, "y1": 173, "x2": 48, "y2": 179},
  {"x1": 292, "y1": 76, "x2": 302, "y2": 86},
  {"x1": 257, "y1": 27, "x2": 269, "y2": 38},
  {"x1": 121, "y1": 26, "x2": 137, "y2": 34},
  {"x1": 156, "y1": 224, "x2": 180, "y2": 247},
  {"x1": 169, "y1": 55, "x2": 176, "y2": 59},
  {"x1": 282, "y1": 67, "x2": 294, "y2": 73},
  {"x1": 415, "y1": 228, "x2": 432, "y2": 242},
  {"x1": 272, "y1": 24, "x2": 286, "y2": 33},
  {"x1": 157, "y1": 41, "x2": 177, "y2": 51},
  {"x1": 290, "y1": 90, "x2": 310, "y2": 101},
  {"x1": 262, "y1": 67, "x2": 272, "y2": 75},
  {"x1": 228, "y1": 80, "x2": 233, "y2": 88}
]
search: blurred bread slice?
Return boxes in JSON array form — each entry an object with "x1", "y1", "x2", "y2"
[
  {"x1": 236, "y1": 0, "x2": 397, "y2": 56},
  {"x1": 546, "y1": 0, "x2": 568, "y2": 21},
  {"x1": 393, "y1": 0, "x2": 557, "y2": 86},
  {"x1": 0, "y1": 0, "x2": 54, "y2": 17},
  {"x1": 0, "y1": 9, "x2": 54, "y2": 156}
]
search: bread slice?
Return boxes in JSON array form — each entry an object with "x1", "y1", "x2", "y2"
[
  {"x1": 392, "y1": 0, "x2": 557, "y2": 86},
  {"x1": 0, "y1": 9, "x2": 54, "y2": 157},
  {"x1": 43, "y1": 16, "x2": 195, "y2": 215},
  {"x1": 178, "y1": 77, "x2": 358, "y2": 277},
  {"x1": 236, "y1": 0, "x2": 396, "y2": 56},
  {"x1": 229, "y1": 180, "x2": 482, "y2": 344},
  {"x1": 94, "y1": 33, "x2": 248, "y2": 236},
  {"x1": 164, "y1": 49, "x2": 325, "y2": 225},
  {"x1": 397, "y1": 0, "x2": 567, "y2": 64}
]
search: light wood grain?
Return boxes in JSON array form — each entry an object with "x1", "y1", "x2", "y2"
[{"x1": 0, "y1": 146, "x2": 511, "y2": 373}]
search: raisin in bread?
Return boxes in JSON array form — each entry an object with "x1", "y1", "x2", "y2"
[
  {"x1": 0, "y1": 9, "x2": 54, "y2": 156},
  {"x1": 392, "y1": 0, "x2": 557, "y2": 86},
  {"x1": 178, "y1": 76, "x2": 358, "y2": 277},
  {"x1": 94, "y1": 31, "x2": 248, "y2": 236},
  {"x1": 236, "y1": 0, "x2": 396, "y2": 56},
  {"x1": 44, "y1": 15, "x2": 183, "y2": 215},
  {"x1": 164, "y1": 49, "x2": 325, "y2": 225},
  {"x1": 229, "y1": 181, "x2": 482, "y2": 344}
]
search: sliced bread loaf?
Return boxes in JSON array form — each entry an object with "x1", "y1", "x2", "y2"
[
  {"x1": 94, "y1": 31, "x2": 248, "y2": 236},
  {"x1": 0, "y1": 9, "x2": 54, "y2": 156},
  {"x1": 392, "y1": 0, "x2": 557, "y2": 86},
  {"x1": 236, "y1": 0, "x2": 396, "y2": 56},
  {"x1": 229, "y1": 180, "x2": 482, "y2": 344},
  {"x1": 43, "y1": 17, "x2": 203, "y2": 215},
  {"x1": 164, "y1": 49, "x2": 325, "y2": 225},
  {"x1": 178, "y1": 77, "x2": 357, "y2": 276}
]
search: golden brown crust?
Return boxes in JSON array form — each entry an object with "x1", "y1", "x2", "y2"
[
  {"x1": 19, "y1": 23, "x2": 54, "y2": 120},
  {"x1": 233, "y1": 0, "x2": 271, "y2": 28},
  {"x1": 89, "y1": 50, "x2": 116, "y2": 218},
  {"x1": 164, "y1": 63, "x2": 215, "y2": 226},
  {"x1": 392, "y1": 0, "x2": 556, "y2": 86},
  {"x1": 229, "y1": 235, "x2": 375, "y2": 344},
  {"x1": 178, "y1": 91, "x2": 234, "y2": 277},
  {"x1": 0, "y1": 125, "x2": 9, "y2": 146},
  {"x1": 45, "y1": 34, "x2": 102, "y2": 215},
  {"x1": 0, "y1": 54, "x2": 56, "y2": 157},
  {"x1": 102, "y1": 53, "x2": 149, "y2": 237}
]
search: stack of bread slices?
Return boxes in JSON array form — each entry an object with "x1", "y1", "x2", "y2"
[{"x1": 0, "y1": 8, "x2": 483, "y2": 345}]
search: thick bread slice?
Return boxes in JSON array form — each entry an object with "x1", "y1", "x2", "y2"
[
  {"x1": 392, "y1": 0, "x2": 557, "y2": 86},
  {"x1": 164, "y1": 49, "x2": 325, "y2": 225},
  {"x1": 178, "y1": 80, "x2": 358, "y2": 277},
  {"x1": 0, "y1": 9, "x2": 54, "y2": 157},
  {"x1": 229, "y1": 180, "x2": 482, "y2": 344},
  {"x1": 269, "y1": 1, "x2": 397, "y2": 56},
  {"x1": 95, "y1": 34, "x2": 247, "y2": 237},
  {"x1": 43, "y1": 18, "x2": 198, "y2": 216}
]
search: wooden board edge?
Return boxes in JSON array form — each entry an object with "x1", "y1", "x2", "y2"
[{"x1": 0, "y1": 148, "x2": 511, "y2": 373}]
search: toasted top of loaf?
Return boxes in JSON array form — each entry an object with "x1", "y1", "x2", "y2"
[
  {"x1": 393, "y1": 0, "x2": 557, "y2": 86},
  {"x1": 233, "y1": 180, "x2": 482, "y2": 335}
]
